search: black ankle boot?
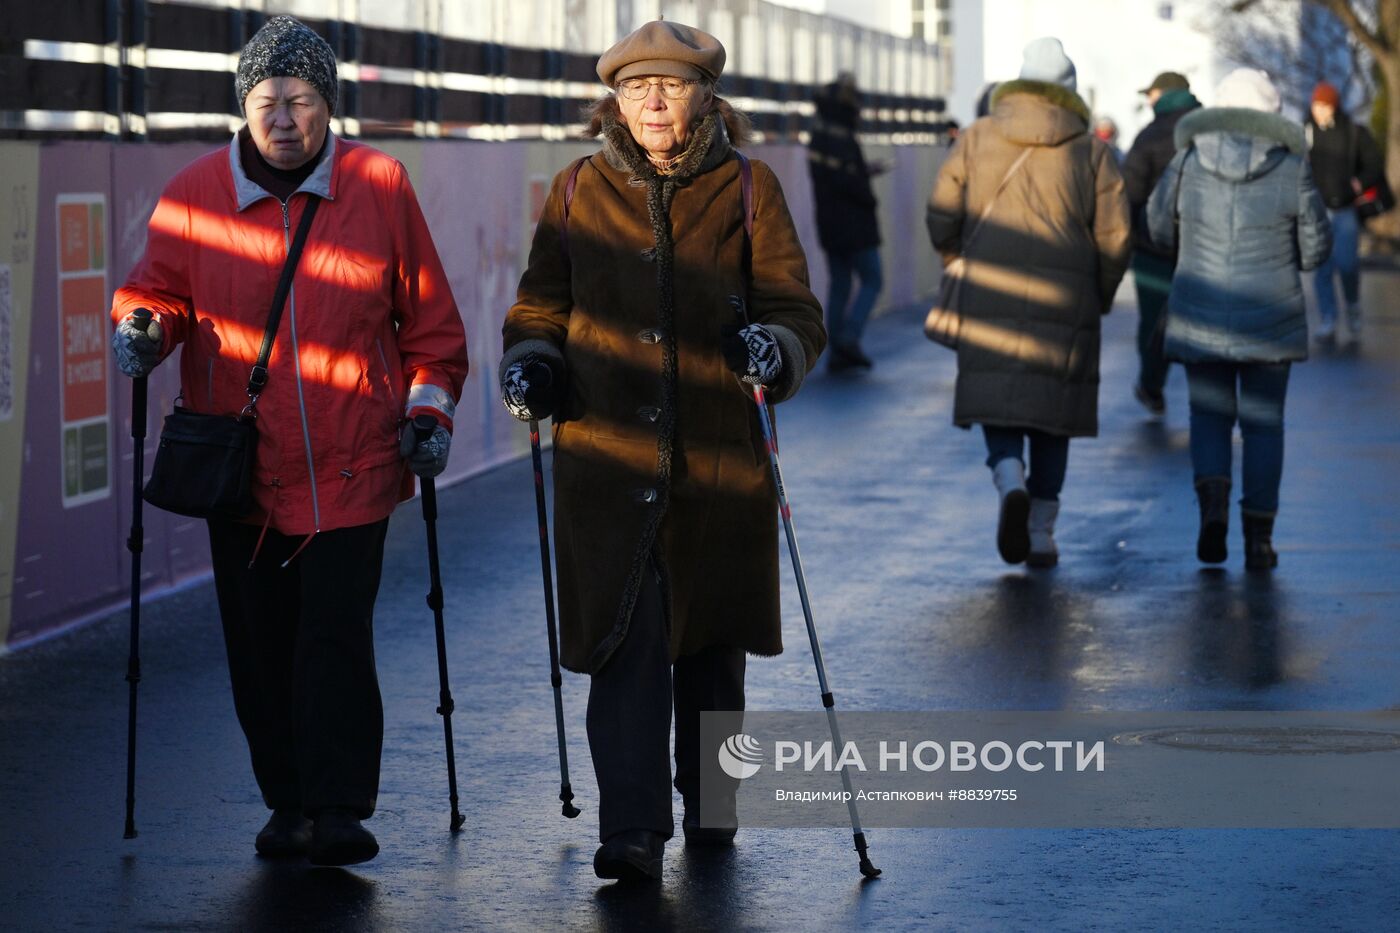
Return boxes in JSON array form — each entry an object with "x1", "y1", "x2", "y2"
[
  {"x1": 309, "y1": 808, "x2": 378, "y2": 866},
  {"x1": 1195, "y1": 477, "x2": 1231, "y2": 564},
  {"x1": 1243, "y1": 511, "x2": 1278, "y2": 570},
  {"x1": 254, "y1": 808, "x2": 312, "y2": 857},
  {"x1": 594, "y1": 829, "x2": 665, "y2": 882}
]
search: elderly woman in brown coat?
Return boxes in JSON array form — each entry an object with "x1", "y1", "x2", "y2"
[
  {"x1": 927, "y1": 37, "x2": 1130, "y2": 568},
  {"x1": 498, "y1": 21, "x2": 824, "y2": 883}
]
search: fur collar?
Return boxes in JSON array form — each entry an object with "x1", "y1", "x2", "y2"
[
  {"x1": 1175, "y1": 107, "x2": 1306, "y2": 155},
  {"x1": 991, "y1": 79, "x2": 1091, "y2": 123},
  {"x1": 601, "y1": 111, "x2": 732, "y2": 180}
]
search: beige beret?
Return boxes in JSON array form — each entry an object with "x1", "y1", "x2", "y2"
[{"x1": 596, "y1": 20, "x2": 726, "y2": 86}]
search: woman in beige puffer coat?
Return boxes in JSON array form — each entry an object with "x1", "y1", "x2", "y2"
[{"x1": 927, "y1": 37, "x2": 1130, "y2": 567}]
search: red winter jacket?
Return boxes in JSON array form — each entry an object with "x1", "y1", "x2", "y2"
[{"x1": 112, "y1": 134, "x2": 468, "y2": 536}]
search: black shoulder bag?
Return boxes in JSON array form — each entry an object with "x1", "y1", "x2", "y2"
[{"x1": 143, "y1": 196, "x2": 321, "y2": 519}]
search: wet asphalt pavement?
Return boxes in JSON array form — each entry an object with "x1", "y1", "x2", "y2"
[{"x1": 3, "y1": 271, "x2": 1399, "y2": 931}]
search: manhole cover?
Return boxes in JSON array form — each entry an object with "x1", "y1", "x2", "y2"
[{"x1": 1114, "y1": 727, "x2": 1400, "y2": 755}]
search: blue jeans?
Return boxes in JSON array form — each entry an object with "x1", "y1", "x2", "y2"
[
  {"x1": 982, "y1": 426, "x2": 1070, "y2": 501},
  {"x1": 1313, "y1": 207, "x2": 1359, "y2": 325},
  {"x1": 825, "y1": 246, "x2": 883, "y2": 347},
  {"x1": 1185, "y1": 362, "x2": 1291, "y2": 514}
]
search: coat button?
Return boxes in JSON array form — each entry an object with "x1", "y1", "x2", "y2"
[
  {"x1": 632, "y1": 487, "x2": 658, "y2": 504},
  {"x1": 637, "y1": 406, "x2": 660, "y2": 423},
  {"x1": 637, "y1": 329, "x2": 663, "y2": 344}
]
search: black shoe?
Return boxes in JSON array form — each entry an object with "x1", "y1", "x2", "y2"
[
  {"x1": 840, "y1": 343, "x2": 874, "y2": 369},
  {"x1": 1195, "y1": 477, "x2": 1231, "y2": 564},
  {"x1": 827, "y1": 349, "x2": 857, "y2": 373},
  {"x1": 1243, "y1": 512, "x2": 1278, "y2": 571},
  {"x1": 309, "y1": 808, "x2": 379, "y2": 867},
  {"x1": 682, "y1": 811, "x2": 737, "y2": 847},
  {"x1": 1133, "y1": 382, "x2": 1166, "y2": 417},
  {"x1": 254, "y1": 808, "x2": 313, "y2": 857},
  {"x1": 593, "y1": 830, "x2": 664, "y2": 882}
]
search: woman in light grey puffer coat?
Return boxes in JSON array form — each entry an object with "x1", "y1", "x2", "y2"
[{"x1": 1148, "y1": 68, "x2": 1331, "y2": 571}]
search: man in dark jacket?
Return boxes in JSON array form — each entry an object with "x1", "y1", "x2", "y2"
[
  {"x1": 809, "y1": 73, "x2": 884, "y2": 371},
  {"x1": 1306, "y1": 81, "x2": 1385, "y2": 343},
  {"x1": 1122, "y1": 71, "x2": 1201, "y2": 415}
]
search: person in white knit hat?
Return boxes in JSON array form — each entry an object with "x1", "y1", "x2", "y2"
[
  {"x1": 1146, "y1": 68, "x2": 1331, "y2": 570},
  {"x1": 926, "y1": 37, "x2": 1130, "y2": 569}
]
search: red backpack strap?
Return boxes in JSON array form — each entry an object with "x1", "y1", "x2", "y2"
[
  {"x1": 557, "y1": 156, "x2": 588, "y2": 260},
  {"x1": 735, "y1": 149, "x2": 754, "y2": 240}
]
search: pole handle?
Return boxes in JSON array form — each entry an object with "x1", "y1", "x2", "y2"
[
  {"x1": 129, "y1": 309, "x2": 153, "y2": 439},
  {"x1": 411, "y1": 413, "x2": 437, "y2": 443}
]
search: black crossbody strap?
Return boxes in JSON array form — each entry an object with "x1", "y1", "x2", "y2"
[{"x1": 245, "y1": 195, "x2": 321, "y2": 408}]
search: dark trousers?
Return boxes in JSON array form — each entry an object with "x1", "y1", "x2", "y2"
[
  {"x1": 208, "y1": 518, "x2": 389, "y2": 819},
  {"x1": 586, "y1": 561, "x2": 746, "y2": 842},
  {"x1": 1185, "y1": 362, "x2": 1291, "y2": 515},
  {"x1": 983, "y1": 426, "x2": 1071, "y2": 501},
  {"x1": 825, "y1": 245, "x2": 884, "y2": 348},
  {"x1": 1132, "y1": 252, "x2": 1174, "y2": 395}
]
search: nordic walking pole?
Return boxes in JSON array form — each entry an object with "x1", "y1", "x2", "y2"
[
  {"x1": 123, "y1": 308, "x2": 153, "y2": 840},
  {"x1": 730, "y1": 297, "x2": 881, "y2": 879},
  {"x1": 412, "y1": 415, "x2": 465, "y2": 832},
  {"x1": 528, "y1": 419, "x2": 580, "y2": 819}
]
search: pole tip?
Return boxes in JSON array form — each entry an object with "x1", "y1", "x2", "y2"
[{"x1": 450, "y1": 812, "x2": 466, "y2": 833}]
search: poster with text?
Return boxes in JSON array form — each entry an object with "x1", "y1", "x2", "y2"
[{"x1": 57, "y1": 194, "x2": 109, "y2": 507}]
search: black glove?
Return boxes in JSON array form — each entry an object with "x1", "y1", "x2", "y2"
[
  {"x1": 721, "y1": 322, "x2": 783, "y2": 387},
  {"x1": 111, "y1": 311, "x2": 163, "y2": 378},
  {"x1": 501, "y1": 355, "x2": 558, "y2": 422},
  {"x1": 398, "y1": 418, "x2": 452, "y2": 478}
]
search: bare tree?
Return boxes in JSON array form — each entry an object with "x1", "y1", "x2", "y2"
[
  {"x1": 1214, "y1": 1, "x2": 1375, "y2": 115},
  {"x1": 1227, "y1": 0, "x2": 1400, "y2": 242}
]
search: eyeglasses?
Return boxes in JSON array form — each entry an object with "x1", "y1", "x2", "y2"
[{"x1": 615, "y1": 77, "x2": 699, "y2": 100}]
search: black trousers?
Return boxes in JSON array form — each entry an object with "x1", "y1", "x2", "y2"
[
  {"x1": 586, "y1": 560, "x2": 747, "y2": 842},
  {"x1": 208, "y1": 518, "x2": 389, "y2": 819}
]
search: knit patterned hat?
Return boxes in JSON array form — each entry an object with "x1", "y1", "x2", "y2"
[{"x1": 236, "y1": 16, "x2": 338, "y2": 115}]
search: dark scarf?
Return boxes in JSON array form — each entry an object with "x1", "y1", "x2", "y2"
[{"x1": 592, "y1": 110, "x2": 732, "y2": 664}]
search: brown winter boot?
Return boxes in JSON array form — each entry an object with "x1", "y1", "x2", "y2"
[
  {"x1": 1195, "y1": 477, "x2": 1231, "y2": 564},
  {"x1": 1242, "y1": 510, "x2": 1278, "y2": 571}
]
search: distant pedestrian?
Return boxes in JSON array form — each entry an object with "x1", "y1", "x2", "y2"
[
  {"x1": 1122, "y1": 71, "x2": 1201, "y2": 416},
  {"x1": 1305, "y1": 80, "x2": 1386, "y2": 343},
  {"x1": 1148, "y1": 68, "x2": 1331, "y2": 570},
  {"x1": 809, "y1": 72, "x2": 885, "y2": 371},
  {"x1": 500, "y1": 20, "x2": 824, "y2": 883},
  {"x1": 109, "y1": 16, "x2": 468, "y2": 865},
  {"x1": 926, "y1": 37, "x2": 1130, "y2": 568},
  {"x1": 1094, "y1": 116, "x2": 1125, "y2": 164}
]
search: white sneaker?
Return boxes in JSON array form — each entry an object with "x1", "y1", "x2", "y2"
[
  {"x1": 1027, "y1": 499, "x2": 1059, "y2": 568},
  {"x1": 1346, "y1": 304, "x2": 1362, "y2": 337},
  {"x1": 1314, "y1": 318, "x2": 1336, "y2": 343}
]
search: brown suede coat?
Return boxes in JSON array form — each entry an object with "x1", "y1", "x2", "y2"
[
  {"x1": 926, "y1": 80, "x2": 1131, "y2": 437},
  {"x1": 503, "y1": 112, "x2": 825, "y2": 673}
]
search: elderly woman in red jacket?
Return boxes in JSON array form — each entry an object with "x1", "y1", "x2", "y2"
[{"x1": 110, "y1": 16, "x2": 467, "y2": 867}]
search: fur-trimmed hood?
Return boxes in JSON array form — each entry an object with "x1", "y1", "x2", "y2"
[
  {"x1": 1175, "y1": 107, "x2": 1305, "y2": 182},
  {"x1": 990, "y1": 78, "x2": 1090, "y2": 146}
]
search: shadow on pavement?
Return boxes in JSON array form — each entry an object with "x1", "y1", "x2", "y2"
[
  {"x1": 223, "y1": 863, "x2": 382, "y2": 930},
  {"x1": 1187, "y1": 571, "x2": 1285, "y2": 692}
]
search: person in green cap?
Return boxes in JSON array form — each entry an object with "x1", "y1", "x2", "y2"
[{"x1": 1122, "y1": 71, "x2": 1201, "y2": 417}]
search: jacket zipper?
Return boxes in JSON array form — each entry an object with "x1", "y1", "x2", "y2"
[{"x1": 281, "y1": 197, "x2": 322, "y2": 530}]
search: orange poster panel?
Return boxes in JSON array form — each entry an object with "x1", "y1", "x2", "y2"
[
  {"x1": 58, "y1": 203, "x2": 91, "y2": 274},
  {"x1": 61, "y1": 275, "x2": 108, "y2": 422}
]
